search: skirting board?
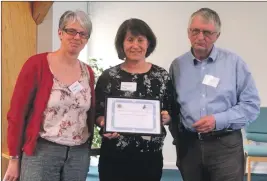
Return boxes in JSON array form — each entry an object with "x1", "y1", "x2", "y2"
[
  {"x1": 90, "y1": 156, "x2": 267, "y2": 174},
  {"x1": 163, "y1": 161, "x2": 267, "y2": 174}
]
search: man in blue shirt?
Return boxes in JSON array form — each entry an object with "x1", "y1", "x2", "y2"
[{"x1": 169, "y1": 8, "x2": 260, "y2": 181}]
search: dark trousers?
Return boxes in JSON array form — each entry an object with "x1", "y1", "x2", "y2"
[
  {"x1": 177, "y1": 129, "x2": 244, "y2": 181},
  {"x1": 98, "y1": 151, "x2": 163, "y2": 181}
]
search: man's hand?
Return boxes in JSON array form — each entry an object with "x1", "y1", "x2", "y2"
[{"x1": 192, "y1": 115, "x2": 216, "y2": 133}]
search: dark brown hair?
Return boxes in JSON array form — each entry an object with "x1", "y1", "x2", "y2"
[{"x1": 115, "y1": 18, "x2": 157, "y2": 60}]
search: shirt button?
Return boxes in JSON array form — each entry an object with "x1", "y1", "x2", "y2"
[
  {"x1": 202, "y1": 67, "x2": 205, "y2": 70},
  {"x1": 202, "y1": 108, "x2": 205, "y2": 111},
  {"x1": 202, "y1": 94, "x2": 206, "y2": 97}
]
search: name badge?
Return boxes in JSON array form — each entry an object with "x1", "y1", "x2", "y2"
[
  {"x1": 202, "y1": 75, "x2": 220, "y2": 88},
  {"x1": 120, "y1": 82, "x2": 137, "y2": 92},
  {"x1": 68, "y1": 81, "x2": 84, "y2": 94}
]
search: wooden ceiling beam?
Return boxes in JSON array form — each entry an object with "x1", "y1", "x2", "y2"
[{"x1": 32, "y1": 1, "x2": 53, "y2": 25}]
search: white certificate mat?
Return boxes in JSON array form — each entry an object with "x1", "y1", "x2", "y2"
[{"x1": 104, "y1": 97, "x2": 161, "y2": 135}]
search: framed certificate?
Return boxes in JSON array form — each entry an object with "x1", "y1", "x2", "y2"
[{"x1": 104, "y1": 97, "x2": 162, "y2": 135}]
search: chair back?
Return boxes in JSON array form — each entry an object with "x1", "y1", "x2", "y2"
[{"x1": 245, "y1": 107, "x2": 267, "y2": 134}]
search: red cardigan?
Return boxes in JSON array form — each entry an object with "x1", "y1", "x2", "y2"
[{"x1": 7, "y1": 52, "x2": 95, "y2": 156}]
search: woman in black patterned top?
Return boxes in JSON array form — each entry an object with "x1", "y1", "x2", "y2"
[{"x1": 95, "y1": 18, "x2": 175, "y2": 181}]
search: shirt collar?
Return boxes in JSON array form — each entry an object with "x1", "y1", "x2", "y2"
[{"x1": 190, "y1": 45, "x2": 218, "y2": 65}]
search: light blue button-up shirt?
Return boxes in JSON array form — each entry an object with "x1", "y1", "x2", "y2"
[{"x1": 169, "y1": 46, "x2": 260, "y2": 131}]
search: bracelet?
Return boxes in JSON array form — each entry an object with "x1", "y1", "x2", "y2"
[{"x1": 9, "y1": 155, "x2": 20, "y2": 160}]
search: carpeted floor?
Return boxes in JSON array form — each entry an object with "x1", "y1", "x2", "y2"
[{"x1": 87, "y1": 166, "x2": 267, "y2": 181}]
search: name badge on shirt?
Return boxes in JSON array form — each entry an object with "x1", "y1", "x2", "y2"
[
  {"x1": 202, "y1": 75, "x2": 220, "y2": 88},
  {"x1": 120, "y1": 82, "x2": 137, "y2": 92},
  {"x1": 68, "y1": 81, "x2": 84, "y2": 94}
]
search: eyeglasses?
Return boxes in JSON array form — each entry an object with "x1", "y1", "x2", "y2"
[
  {"x1": 189, "y1": 28, "x2": 217, "y2": 37},
  {"x1": 63, "y1": 28, "x2": 89, "y2": 39}
]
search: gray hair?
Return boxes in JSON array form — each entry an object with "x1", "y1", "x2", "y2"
[
  {"x1": 59, "y1": 10, "x2": 92, "y2": 38},
  {"x1": 188, "y1": 8, "x2": 221, "y2": 32}
]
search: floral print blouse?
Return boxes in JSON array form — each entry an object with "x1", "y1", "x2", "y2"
[
  {"x1": 95, "y1": 64, "x2": 174, "y2": 154},
  {"x1": 39, "y1": 61, "x2": 91, "y2": 146}
]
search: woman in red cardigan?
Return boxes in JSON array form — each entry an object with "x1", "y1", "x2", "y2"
[{"x1": 4, "y1": 10, "x2": 95, "y2": 181}]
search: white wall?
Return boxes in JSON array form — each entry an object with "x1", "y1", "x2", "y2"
[
  {"x1": 37, "y1": 6, "x2": 53, "y2": 53},
  {"x1": 87, "y1": 2, "x2": 267, "y2": 173}
]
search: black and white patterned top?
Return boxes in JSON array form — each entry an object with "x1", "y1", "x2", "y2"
[{"x1": 95, "y1": 63, "x2": 174, "y2": 154}]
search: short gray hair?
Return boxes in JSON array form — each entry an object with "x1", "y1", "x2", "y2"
[
  {"x1": 188, "y1": 8, "x2": 221, "y2": 32},
  {"x1": 59, "y1": 10, "x2": 92, "y2": 37}
]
